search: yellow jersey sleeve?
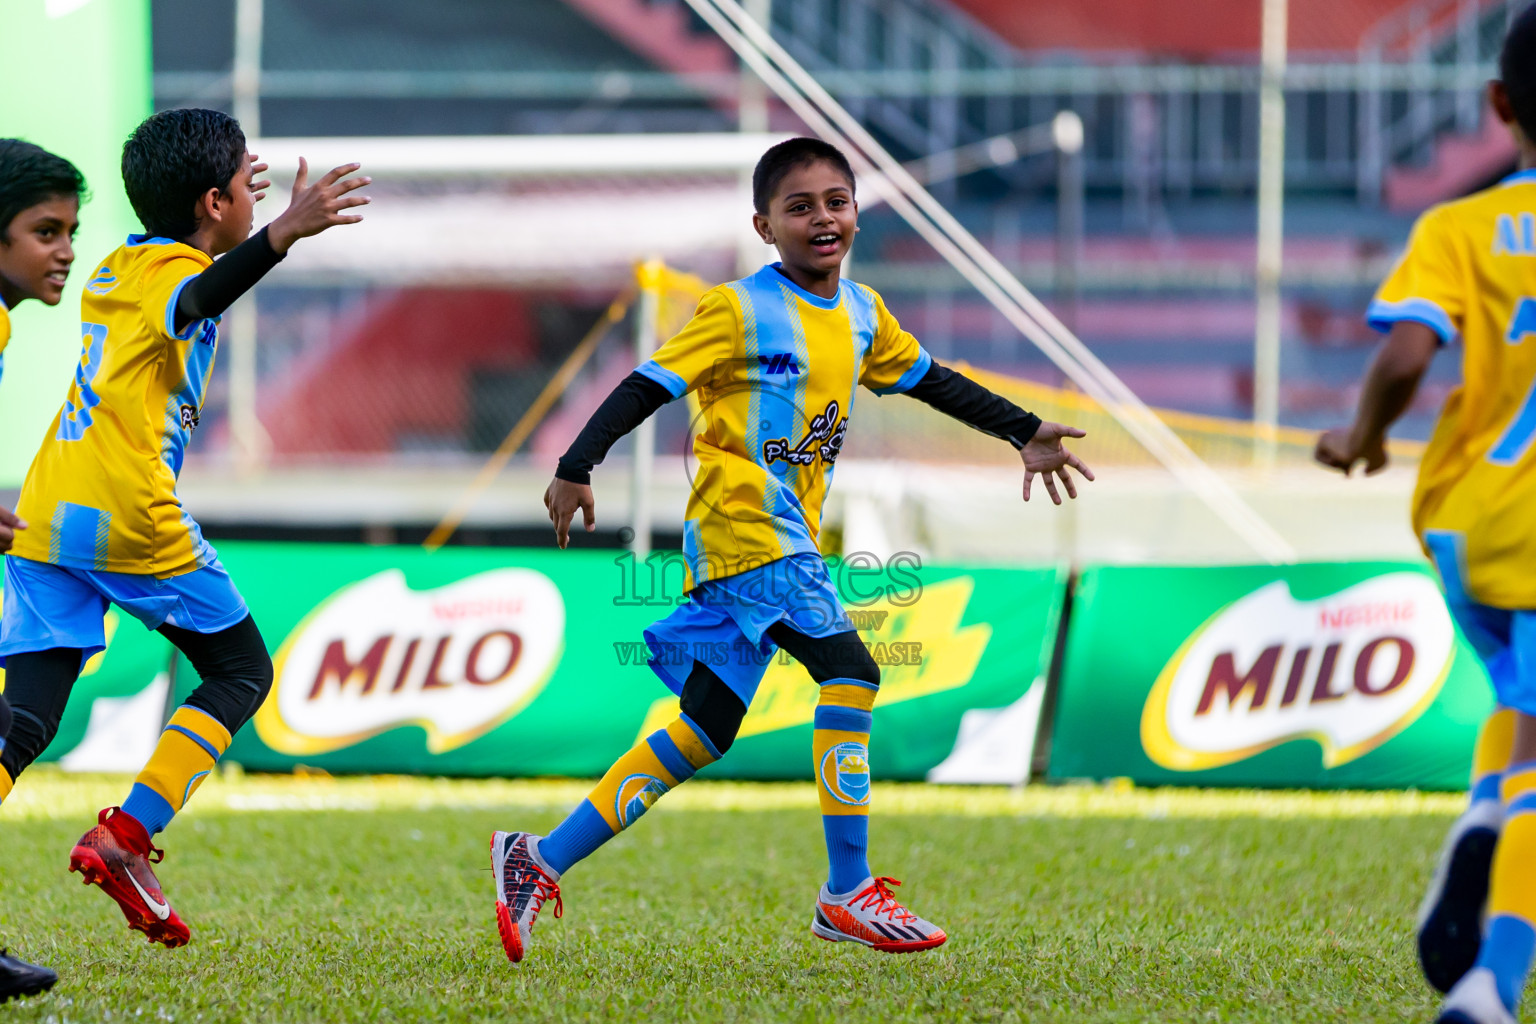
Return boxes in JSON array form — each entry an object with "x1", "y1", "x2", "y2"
[
  {"x1": 1367, "y1": 206, "x2": 1465, "y2": 345},
  {"x1": 140, "y1": 250, "x2": 210, "y2": 342},
  {"x1": 0, "y1": 304, "x2": 10, "y2": 385},
  {"x1": 858, "y1": 287, "x2": 932, "y2": 394},
  {"x1": 634, "y1": 286, "x2": 740, "y2": 398}
]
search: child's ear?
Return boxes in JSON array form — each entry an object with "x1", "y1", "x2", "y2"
[
  {"x1": 752, "y1": 212, "x2": 774, "y2": 245},
  {"x1": 1491, "y1": 80, "x2": 1519, "y2": 129},
  {"x1": 196, "y1": 186, "x2": 226, "y2": 225}
]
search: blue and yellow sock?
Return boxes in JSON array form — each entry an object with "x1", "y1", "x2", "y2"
[
  {"x1": 814, "y1": 678, "x2": 877, "y2": 896},
  {"x1": 120, "y1": 705, "x2": 232, "y2": 836},
  {"x1": 0, "y1": 761, "x2": 11, "y2": 808},
  {"x1": 1471, "y1": 708, "x2": 1517, "y2": 807},
  {"x1": 539, "y1": 714, "x2": 721, "y2": 876},
  {"x1": 1474, "y1": 760, "x2": 1536, "y2": 1011}
]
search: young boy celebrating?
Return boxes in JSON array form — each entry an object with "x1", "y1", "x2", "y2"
[
  {"x1": 491, "y1": 137, "x2": 1093, "y2": 963},
  {"x1": 1317, "y1": 9, "x2": 1536, "y2": 1022},
  {"x1": 0, "y1": 137, "x2": 87, "y2": 1003},
  {"x1": 0, "y1": 108, "x2": 369, "y2": 948}
]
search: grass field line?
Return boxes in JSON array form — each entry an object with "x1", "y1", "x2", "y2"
[{"x1": 1, "y1": 767, "x2": 1465, "y2": 822}]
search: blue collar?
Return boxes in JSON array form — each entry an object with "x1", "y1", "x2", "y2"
[
  {"x1": 764, "y1": 263, "x2": 843, "y2": 310},
  {"x1": 126, "y1": 233, "x2": 178, "y2": 247},
  {"x1": 1502, "y1": 168, "x2": 1536, "y2": 186}
]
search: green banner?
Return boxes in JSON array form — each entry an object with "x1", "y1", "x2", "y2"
[
  {"x1": 124, "y1": 543, "x2": 1069, "y2": 781},
  {"x1": 1048, "y1": 562, "x2": 1493, "y2": 790},
  {"x1": 0, "y1": 0, "x2": 151, "y2": 485}
]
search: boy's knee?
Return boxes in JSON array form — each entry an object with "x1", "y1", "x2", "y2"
[
  {"x1": 679, "y1": 663, "x2": 746, "y2": 755},
  {"x1": 805, "y1": 633, "x2": 881, "y2": 689}
]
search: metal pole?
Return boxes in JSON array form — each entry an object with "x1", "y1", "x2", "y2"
[
  {"x1": 1054, "y1": 110, "x2": 1084, "y2": 337},
  {"x1": 230, "y1": 0, "x2": 265, "y2": 475},
  {"x1": 737, "y1": 0, "x2": 772, "y2": 276},
  {"x1": 630, "y1": 259, "x2": 663, "y2": 558},
  {"x1": 1254, "y1": 0, "x2": 1287, "y2": 464}
]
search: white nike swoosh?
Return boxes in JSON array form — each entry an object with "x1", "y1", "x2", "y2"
[{"x1": 127, "y1": 871, "x2": 171, "y2": 921}]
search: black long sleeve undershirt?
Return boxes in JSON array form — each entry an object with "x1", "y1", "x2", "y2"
[
  {"x1": 553, "y1": 360, "x2": 1039, "y2": 485},
  {"x1": 172, "y1": 226, "x2": 285, "y2": 334},
  {"x1": 903, "y1": 360, "x2": 1042, "y2": 449},
  {"x1": 555, "y1": 372, "x2": 672, "y2": 484}
]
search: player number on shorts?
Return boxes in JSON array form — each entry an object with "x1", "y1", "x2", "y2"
[{"x1": 57, "y1": 322, "x2": 108, "y2": 442}]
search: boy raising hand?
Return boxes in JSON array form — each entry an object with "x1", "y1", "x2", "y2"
[{"x1": 0, "y1": 108, "x2": 367, "y2": 948}]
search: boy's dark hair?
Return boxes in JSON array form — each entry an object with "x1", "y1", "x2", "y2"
[
  {"x1": 1501, "y1": 4, "x2": 1536, "y2": 144},
  {"x1": 122, "y1": 108, "x2": 247, "y2": 241},
  {"x1": 0, "y1": 140, "x2": 86, "y2": 243},
  {"x1": 752, "y1": 137, "x2": 856, "y2": 214}
]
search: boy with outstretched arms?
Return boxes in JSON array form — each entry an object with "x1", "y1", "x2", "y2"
[
  {"x1": 0, "y1": 137, "x2": 87, "y2": 1003},
  {"x1": 1318, "y1": 10, "x2": 1536, "y2": 1022},
  {"x1": 490, "y1": 137, "x2": 1093, "y2": 962},
  {"x1": 0, "y1": 108, "x2": 368, "y2": 948}
]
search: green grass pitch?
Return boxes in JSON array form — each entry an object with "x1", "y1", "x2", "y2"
[{"x1": 0, "y1": 770, "x2": 1464, "y2": 1022}]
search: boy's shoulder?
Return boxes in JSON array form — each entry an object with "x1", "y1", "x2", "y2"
[
  {"x1": 87, "y1": 236, "x2": 210, "y2": 298},
  {"x1": 1415, "y1": 171, "x2": 1536, "y2": 243}
]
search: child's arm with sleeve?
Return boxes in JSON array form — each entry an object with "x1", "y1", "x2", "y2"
[
  {"x1": 544, "y1": 289, "x2": 737, "y2": 547},
  {"x1": 861, "y1": 289, "x2": 1093, "y2": 504}
]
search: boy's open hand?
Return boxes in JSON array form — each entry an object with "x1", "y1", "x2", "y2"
[
  {"x1": 1315, "y1": 426, "x2": 1389, "y2": 476},
  {"x1": 0, "y1": 506, "x2": 27, "y2": 554},
  {"x1": 268, "y1": 158, "x2": 370, "y2": 254},
  {"x1": 1021, "y1": 422, "x2": 1094, "y2": 505},
  {"x1": 544, "y1": 478, "x2": 596, "y2": 549}
]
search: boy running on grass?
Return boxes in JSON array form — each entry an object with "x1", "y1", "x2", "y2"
[
  {"x1": 0, "y1": 137, "x2": 87, "y2": 1003},
  {"x1": 491, "y1": 136, "x2": 1092, "y2": 962},
  {"x1": 0, "y1": 108, "x2": 367, "y2": 948},
  {"x1": 1317, "y1": 9, "x2": 1536, "y2": 1022}
]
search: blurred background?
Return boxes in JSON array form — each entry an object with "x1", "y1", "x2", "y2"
[{"x1": 5, "y1": 0, "x2": 1526, "y2": 567}]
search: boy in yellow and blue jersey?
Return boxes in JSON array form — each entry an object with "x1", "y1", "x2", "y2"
[
  {"x1": 0, "y1": 137, "x2": 86, "y2": 1004},
  {"x1": 490, "y1": 137, "x2": 1093, "y2": 963},
  {"x1": 0, "y1": 108, "x2": 369, "y2": 949},
  {"x1": 1318, "y1": 10, "x2": 1536, "y2": 1021}
]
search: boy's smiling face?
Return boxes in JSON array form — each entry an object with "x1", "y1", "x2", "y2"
[
  {"x1": 753, "y1": 159, "x2": 858, "y2": 287},
  {"x1": 0, "y1": 195, "x2": 79, "y2": 307}
]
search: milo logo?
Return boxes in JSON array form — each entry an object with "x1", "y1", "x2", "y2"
[
  {"x1": 1141, "y1": 573, "x2": 1455, "y2": 771},
  {"x1": 255, "y1": 568, "x2": 564, "y2": 755}
]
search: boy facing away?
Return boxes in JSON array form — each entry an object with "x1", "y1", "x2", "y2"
[
  {"x1": 1317, "y1": 8, "x2": 1536, "y2": 1022},
  {"x1": 0, "y1": 137, "x2": 88, "y2": 1003},
  {"x1": 491, "y1": 137, "x2": 1093, "y2": 963},
  {"x1": 0, "y1": 108, "x2": 368, "y2": 948}
]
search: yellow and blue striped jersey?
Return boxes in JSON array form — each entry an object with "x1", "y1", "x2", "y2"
[
  {"x1": 1369, "y1": 169, "x2": 1536, "y2": 607},
  {"x1": 637, "y1": 264, "x2": 930, "y2": 590},
  {"x1": 0, "y1": 300, "x2": 10, "y2": 385},
  {"x1": 11, "y1": 236, "x2": 220, "y2": 576}
]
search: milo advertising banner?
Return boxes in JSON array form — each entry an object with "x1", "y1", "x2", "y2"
[
  {"x1": 1048, "y1": 562, "x2": 1494, "y2": 789},
  {"x1": 146, "y1": 543, "x2": 1068, "y2": 782}
]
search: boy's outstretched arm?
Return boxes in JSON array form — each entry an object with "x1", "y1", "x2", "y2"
[
  {"x1": 544, "y1": 372, "x2": 672, "y2": 548},
  {"x1": 902, "y1": 361, "x2": 1094, "y2": 505},
  {"x1": 1315, "y1": 320, "x2": 1439, "y2": 476},
  {"x1": 172, "y1": 158, "x2": 369, "y2": 333}
]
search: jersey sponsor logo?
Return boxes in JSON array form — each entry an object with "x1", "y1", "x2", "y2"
[
  {"x1": 614, "y1": 773, "x2": 670, "y2": 827},
  {"x1": 255, "y1": 568, "x2": 564, "y2": 756},
  {"x1": 757, "y1": 352, "x2": 801, "y2": 375},
  {"x1": 820, "y1": 741, "x2": 871, "y2": 805},
  {"x1": 1141, "y1": 573, "x2": 1454, "y2": 771},
  {"x1": 762, "y1": 399, "x2": 847, "y2": 467}
]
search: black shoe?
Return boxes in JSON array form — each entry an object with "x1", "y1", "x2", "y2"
[
  {"x1": 1418, "y1": 808, "x2": 1501, "y2": 994},
  {"x1": 0, "y1": 949, "x2": 57, "y2": 1003}
]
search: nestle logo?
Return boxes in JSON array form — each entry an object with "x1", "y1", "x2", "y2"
[{"x1": 757, "y1": 353, "x2": 800, "y2": 375}]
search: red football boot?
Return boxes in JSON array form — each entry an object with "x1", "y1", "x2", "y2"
[{"x1": 68, "y1": 808, "x2": 190, "y2": 948}]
